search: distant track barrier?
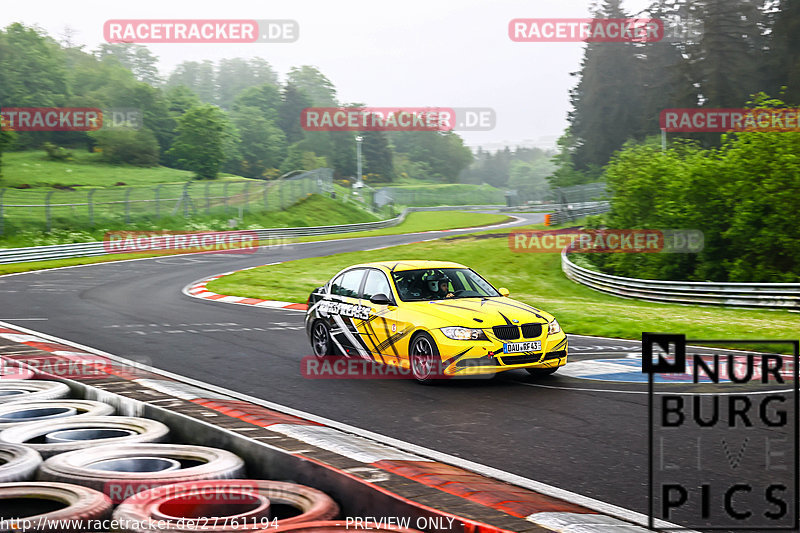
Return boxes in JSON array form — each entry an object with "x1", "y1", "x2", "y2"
[
  {"x1": 562, "y1": 248, "x2": 800, "y2": 310},
  {"x1": 0, "y1": 205, "x2": 503, "y2": 264}
]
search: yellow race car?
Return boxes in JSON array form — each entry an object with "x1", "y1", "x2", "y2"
[{"x1": 304, "y1": 260, "x2": 568, "y2": 384}]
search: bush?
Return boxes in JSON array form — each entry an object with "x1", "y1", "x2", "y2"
[
  {"x1": 42, "y1": 142, "x2": 73, "y2": 161},
  {"x1": 90, "y1": 127, "x2": 159, "y2": 167}
]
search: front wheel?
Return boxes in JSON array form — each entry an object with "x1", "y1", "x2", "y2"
[
  {"x1": 311, "y1": 321, "x2": 334, "y2": 358},
  {"x1": 525, "y1": 366, "x2": 559, "y2": 377},
  {"x1": 409, "y1": 332, "x2": 442, "y2": 385}
]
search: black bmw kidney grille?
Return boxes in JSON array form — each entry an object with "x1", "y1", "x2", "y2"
[
  {"x1": 521, "y1": 323, "x2": 542, "y2": 338},
  {"x1": 492, "y1": 325, "x2": 520, "y2": 340}
]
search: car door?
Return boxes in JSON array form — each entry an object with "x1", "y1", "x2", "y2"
[
  {"x1": 358, "y1": 268, "x2": 401, "y2": 366},
  {"x1": 326, "y1": 268, "x2": 370, "y2": 358}
]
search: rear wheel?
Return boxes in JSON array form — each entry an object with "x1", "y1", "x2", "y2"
[
  {"x1": 311, "y1": 321, "x2": 334, "y2": 358},
  {"x1": 525, "y1": 367, "x2": 559, "y2": 377},
  {"x1": 409, "y1": 332, "x2": 441, "y2": 385}
]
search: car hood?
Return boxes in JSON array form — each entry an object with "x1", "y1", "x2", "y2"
[{"x1": 401, "y1": 297, "x2": 554, "y2": 327}]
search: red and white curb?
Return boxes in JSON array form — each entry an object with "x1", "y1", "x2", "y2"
[{"x1": 183, "y1": 267, "x2": 308, "y2": 312}]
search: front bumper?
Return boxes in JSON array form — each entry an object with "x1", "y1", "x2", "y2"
[{"x1": 430, "y1": 330, "x2": 568, "y2": 376}]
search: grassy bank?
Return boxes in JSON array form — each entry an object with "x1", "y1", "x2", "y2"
[{"x1": 208, "y1": 229, "x2": 799, "y2": 344}]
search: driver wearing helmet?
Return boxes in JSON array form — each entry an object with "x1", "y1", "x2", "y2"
[{"x1": 423, "y1": 271, "x2": 454, "y2": 299}]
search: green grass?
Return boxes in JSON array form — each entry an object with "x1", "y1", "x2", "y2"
[
  {"x1": 294, "y1": 210, "x2": 510, "y2": 242},
  {"x1": 208, "y1": 229, "x2": 800, "y2": 345},
  {"x1": 0, "y1": 194, "x2": 377, "y2": 248},
  {"x1": 0, "y1": 150, "x2": 251, "y2": 188}
]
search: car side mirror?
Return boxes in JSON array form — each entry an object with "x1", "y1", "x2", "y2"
[
  {"x1": 498, "y1": 287, "x2": 510, "y2": 297},
  {"x1": 370, "y1": 293, "x2": 394, "y2": 305}
]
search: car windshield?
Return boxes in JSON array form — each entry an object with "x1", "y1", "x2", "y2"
[{"x1": 391, "y1": 268, "x2": 500, "y2": 302}]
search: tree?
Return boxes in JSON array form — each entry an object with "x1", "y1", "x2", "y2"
[
  {"x1": 0, "y1": 23, "x2": 69, "y2": 106},
  {"x1": 216, "y1": 58, "x2": 279, "y2": 109},
  {"x1": 233, "y1": 83, "x2": 281, "y2": 122},
  {"x1": 167, "y1": 105, "x2": 235, "y2": 179},
  {"x1": 279, "y1": 143, "x2": 326, "y2": 174},
  {"x1": 286, "y1": 66, "x2": 338, "y2": 106},
  {"x1": 97, "y1": 43, "x2": 161, "y2": 86},
  {"x1": 508, "y1": 159, "x2": 554, "y2": 202},
  {"x1": 230, "y1": 106, "x2": 287, "y2": 178},
  {"x1": 166, "y1": 60, "x2": 216, "y2": 103},
  {"x1": 278, "y1": 83, "x2": 312, "y2": 144},
  {"x1": 361, "y1": 129, "x2": 394, "y2": 181},
  {"x1": 768, "y1": 0, "x2": 800, "y2": 103}
]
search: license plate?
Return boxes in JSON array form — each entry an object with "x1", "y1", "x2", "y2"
[{"x1": 503, "y1": 341, "x2": 541, "y2": 354}]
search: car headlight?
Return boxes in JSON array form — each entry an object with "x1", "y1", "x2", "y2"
[
  {"x1": 440, "y1": 327, "x2": 488, "y2": 341},
  {"x1": 548, "y1": 319, "x2": 561, "y2": 335}
]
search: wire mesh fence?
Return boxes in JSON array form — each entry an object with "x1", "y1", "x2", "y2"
[
  {"x1": 373, "y1": 184, "x2": 506, "y2": 207},
  {"x1": 0, "y1": 169, "x2": 333, "y2": 235}
]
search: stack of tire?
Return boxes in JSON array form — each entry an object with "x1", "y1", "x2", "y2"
[{"x1": 0, "y1": 380, "x2": 358, "y2": 532}]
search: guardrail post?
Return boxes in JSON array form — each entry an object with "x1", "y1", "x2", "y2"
[
  {"x1": 0, "y1": 188, "x2": 5, "y2": 236},
  {"x1": 124, "y1": 188, "x2": 132, "y2": 224},
  {"x1": 45, "y1": 190, "x2": 54, "y2": 232},
  {"x1": 88, "y1": 189, "x2": 96, "y2": 226}
]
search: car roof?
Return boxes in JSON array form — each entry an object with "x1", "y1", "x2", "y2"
[{"x1": 345, "y1": 260, "x2": 468, "y2": 273}]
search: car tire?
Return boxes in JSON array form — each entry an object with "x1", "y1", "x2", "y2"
[
  {"x1": 0, "y1": 380, "x2": 70, "y2": 404},
  {"x1": 0, "y1": 400, "x2": 115, "y2": 429},
  {"x1": 525, "y1": 367, "x2": 559, "y2": 377},
  {"x1": 310, "y1": 320, "x2": 335, "y2": 358},
  {"x1": 270, "y1": 521, "x2": 423, "y2": 532},
  {"x1": 0, "y1": 444, "x2": 43, "y2": 482},
  {"x1": 409, "y1": 332, "x2": 442, "y2": 385},
  {"x1": 38, "y1": 443, "x2": 246, "y2": 503},
  {"x1": 113, "y1": 479, "x2": 339, "y2": 532},
  {"x1": 0, "y1": 416, "x2": 170, "y2": 459},
  {"x1": 0, "y1": 482, "x2": 112, "y2": 532}
]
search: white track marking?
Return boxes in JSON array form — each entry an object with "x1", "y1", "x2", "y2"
[{"x1": 0, "y1": 319, "x2": 691, "y2": 530}]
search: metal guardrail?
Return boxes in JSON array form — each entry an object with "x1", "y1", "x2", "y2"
[
  {"x1": 561, "y1": 249, "x2": 800, "y2": 310},
  {"x1": 548, "y1": 202, "x2": 610, "y2": 224},
  {"x1": 0, "y1": 205, "x2": 505, "y2": 264}
]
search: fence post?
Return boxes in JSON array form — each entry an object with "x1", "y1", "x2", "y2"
[
  {"x1": 205, "y1": 182, "x2": 211, "y2": 213},
  {"x1": 88, "y1": 189, "x2": 96, "y2": 226},
  {"x1": 263, "y1": 183, "x2": 269, "y2": 210},
  {"x1": 154, "y1": 185, "x2": 162, "y2": 219},
  {"x1": 124, "y1": 188, "x2": 132, "y2": 224},
  {"x1": 223, "y1": 182, "x2": 229, "y2": 214},
  {"x1": 243, "y1": 182, "x2": 251, "y2": 213},
  {"x1": 279, "y1": 179, "x2": 284, "y2": 210},
  {"x1": 0, "y1": 188, "x2": 5, "y2": 236},
  {"x1": 182, "y1": 182, "x2": 191, "y2": 217},
  {"x1": 45, "y1": 190, "x2": 54, "y2": 232}
]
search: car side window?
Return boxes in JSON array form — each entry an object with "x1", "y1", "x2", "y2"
[
  {"x1": 330, "y1": 269, "x2": 365, "y2": 298},
  {"x1": 362, "y1": 269, "x2": 392, "y2": 301}
]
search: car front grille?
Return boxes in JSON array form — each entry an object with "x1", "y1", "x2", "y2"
[
  {"x1": 521, "y1": 323, "x2": 542, "y2": 338},
  {"x1": 497, "y1": 354, "x2": 540, "y2": 365},
  {"x1": 492, "y1": 325, "x2": 520, "y2": 340}
]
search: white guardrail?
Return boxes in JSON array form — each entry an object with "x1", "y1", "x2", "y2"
[
  {"x1": 561, "y1": 249, "x2": 800, "y2": 311},
  {"x1": 0, "y1": 205, "x2": 504, "y2": 265}
]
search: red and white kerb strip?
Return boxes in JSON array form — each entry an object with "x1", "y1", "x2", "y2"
[{"x1": 183, "y1": 269, "x2": 308, "y2": 311}]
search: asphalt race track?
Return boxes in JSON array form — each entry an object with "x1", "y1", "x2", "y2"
[{"x1": 1, "y1": 212, "x2": 792, "y2": 525}]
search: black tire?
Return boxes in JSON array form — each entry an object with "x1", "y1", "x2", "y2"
[
  {"x1": 525, "y1": 366, "x2": 559, "y2": 377},
  {"x1": 0, "y1": 444, "x2": 43, "y2": 482},
  {"x1": 0, "y1": 481, "x2": 112, "y2": 532},
  {"x1": 408, "y1": 332, "x2": 442, "y2": 385},
  {"x1": 310, "y1": 320, "x2": 334, "y2": 358},
  {"x1": 38, "y1": 443, "x2": 246, "y2": 503},
  {"x1": 0, "y1": 381, "x2": 70, "y2": 404},
  {"x1": 0, "y1": 416, "x2": 170, "y2": 459},
  {"x1": 0, "y1": 400, "x2": 115, "y2": 429}
]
